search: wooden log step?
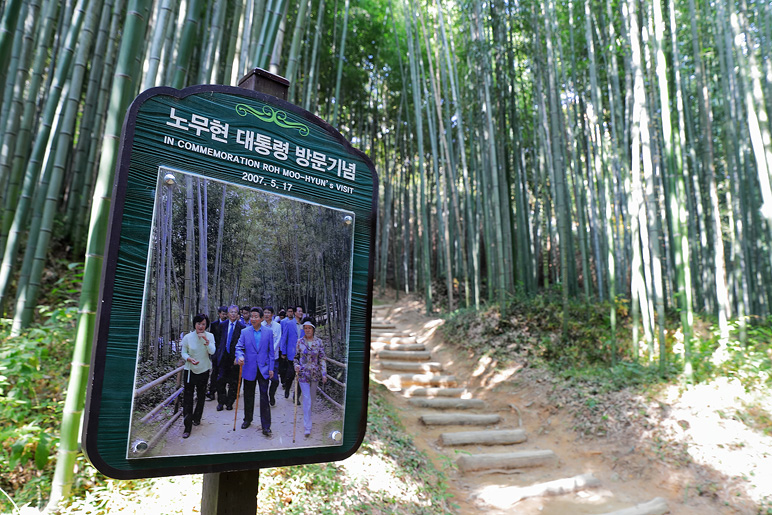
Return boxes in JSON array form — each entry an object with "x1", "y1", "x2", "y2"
[
  {"x1": 439, "y1": 428, "x2": 527, "y2": 446},
  {"x1": 372, "y1": 304, "x2": 393, "y2": 310},
  {"x1": 420, "y1": 413, "x2": 501, "y2": 426},
  {"x1": 371, "y1": 336, "x2": 419, "y2": 345},
  {"x1": 371, "y1": 323, "x2": 397, "y2": 330},
  {"x1": 404, "y1": 387, "x2": 466, "y2": 398},
  {"x1": 384, "y1": 373, "x2": 458, "y2": 387},
  {"x1": 377, "y1": 350, "x2": 432, "y2": 361},
  {"x1": 380, "y1": 361, "x2": 442, "y2": 372},
  {"x1": 371, "y1": 330, "x2": 414, "y2": 338},
  {"x1": 408, "y1": 398, "x2": 485, "y2": 409},
  {"x1": 472, "y1": 473, "x2": 600, "y2": 509},
  {"x1": 377, "y1": 343, "x2": 425, "y2": 351},
  {"x1": 457, "y1": 449, "x2": 557, "y2": 473},
  {"x1": 599, "y1": 498, "x2": 669, "y2": 515}
]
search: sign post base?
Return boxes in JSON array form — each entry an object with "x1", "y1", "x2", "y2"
[{"x1": 201, "y1": 470, "x2": 259, "y2": 514}]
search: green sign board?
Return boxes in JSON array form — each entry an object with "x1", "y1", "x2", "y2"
[{"x1": 83, "y1": 85, "x2": 377, "y2": 479}]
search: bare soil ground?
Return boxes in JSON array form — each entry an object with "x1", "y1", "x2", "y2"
[{"x1": 371, "y1": 294, "x2": 770, "y2": 514}]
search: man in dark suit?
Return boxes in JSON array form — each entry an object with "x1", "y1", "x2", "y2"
[
  {"x1": 215, "y1": 304, "x2": 245, "y2": 411},
  {"x1": 206, "y1": 306, "x2": 228, "y2": 401},
  {"x1": 235, "y1": 306, "x2": 275, "y2": 435}
]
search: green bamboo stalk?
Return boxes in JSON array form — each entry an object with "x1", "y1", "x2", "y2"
[
  {"x1": 47, "y1": 0, "x2": 154, "y2": 507},
  {"x1": 0, "y1": 0, "x2": 57, "y2": 258},
  {"x1": 143, "y1": 0, "x2": 174, "y2": 89},
  {"x1": 0, "y1": 0, "x2": 35, "y2": 200},
  {"x1": 417, "y1": 6, "x2": 453, "y2": 311},
  {"x1": 171, "y1": 0, "x2": 204, "y2": 88},
  {"x1": 0, "y1": 0, "x2": 27, "y2": 159},
  {"x1": 0, "y1": 0, "x2": 88, "y2": 310},
  {"x1": 238, "y1": 0, "x2": 256, "y2": 77},
  {"x1": 0, "y1": 0, "x2": 24, "y2": 93},
  {"x1": 331, "y1": 0, "x2": 350, "y2": 126},
  {"x1": 403, "y1": 0, "x2": 431, "y2": 313},
  {"x1": 221, "y1": 0, "x2": 244, "y2": 84},
  {"x1": 303, "y1": 0, "x2": 325, "y2": 112},
  {"x1": 285, "y1": 0, "x2": 310, "y2": 97},
  {"x1": 73, "y1": 0, "x2": 127, "y2": 255},
  {"x1": 268, "y1": 0, "x2": 290, "y2": 73},
  {"x1": 438, "y1": 0, "x2": 478, "y2": 306},
  {"x1": 64, "y1": 0, "x2": 115, "y2": 235},
  {"x1": 13, "y1": 0, "x2": 99, "y2": 334},
  {"x1": 202, "y1": 0, "x2": 226, "y2": 82}
]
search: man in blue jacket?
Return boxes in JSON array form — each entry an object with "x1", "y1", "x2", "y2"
[
  {"x1": 236, "y1": 307, "x2": 275, "y2": 435},
  {"x1": 279, "y1": 306, "x2": 300, "y2": 400}
]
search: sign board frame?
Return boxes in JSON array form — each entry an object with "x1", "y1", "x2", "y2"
[{"x1": 83, "y1": 84, "x2": 377, "y2": 479}]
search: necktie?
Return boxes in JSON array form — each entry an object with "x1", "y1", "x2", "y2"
[{"x1": 226, "y1": 322, "x2": 234, "y2": 352}]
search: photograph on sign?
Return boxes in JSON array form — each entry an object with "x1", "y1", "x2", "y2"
[{"x1": 127, "y1": 166, "x2": 353, "y2": 459}]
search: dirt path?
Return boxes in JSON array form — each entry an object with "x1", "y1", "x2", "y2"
[
  {"x1": 147, "y1": 383, "x2": 343, "y2": 458},
  {"x1": 370, "y1": 297, "x2": 747, "y2": 514}
]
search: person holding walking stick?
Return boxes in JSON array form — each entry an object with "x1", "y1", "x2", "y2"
[
  {"x1": 294, "y1": 321, "x2": 327, "y2": 438},
  {"x1": 233, "y1": 362, "x2": 242, "y2": 431},
  {"x1": 235, "y1": 307, "x2": 275, "y2": 436}
]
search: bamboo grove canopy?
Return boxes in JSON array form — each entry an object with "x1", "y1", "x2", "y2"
[{"x1": 0, "y1": 0, "x2": 770, "y2": 506}]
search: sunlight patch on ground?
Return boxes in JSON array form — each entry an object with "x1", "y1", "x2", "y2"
[
  {"x1": 471, "y1": 474, "x2": 610, "y2": 511},
  {"x1": 487, "y1": 365, "x2": 520, "y2": 387},
  {"x1": 471, "y1": 354, "x2": 520, "y2": 389},
  {"x1": 55, "y1": 475, "x2": 203, "y2": 514},
  {"x1": 339, "y1": 453, "x2": 426, "y2": 504},
  {"x1": 417, "y1": 318, "x2": 444, "y2": 343},
  {"x1": 654, "y1": 378, "x2": 772, "y2": 504},
  {"x1": 472, "y1": 355, "x2": 494, "y2": 377}
]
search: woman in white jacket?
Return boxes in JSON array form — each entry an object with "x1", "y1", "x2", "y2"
[{"x1": 180, "y1": 313, "x2": 216, "y2": 438}]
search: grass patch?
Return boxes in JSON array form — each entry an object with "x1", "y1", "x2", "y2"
[{"x1": 0, "y1": 303, "x2": 77, "y2": 512}]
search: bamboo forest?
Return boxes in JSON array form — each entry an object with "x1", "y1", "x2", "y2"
[{"x1": 1, "y1": 0, "x2": 772, "y2": 511}]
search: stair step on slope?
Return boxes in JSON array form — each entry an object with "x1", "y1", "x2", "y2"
[
  {"x1": 375, "y1": 342, "x2": 425, "y2": 351},
  {"x1": 420, "y1": 413, "x2": 501, "y2": 426},
  {"x1": 457, "y1": 449, "x2": 557, "y2": 473},
  {"x1": 599, "y1": 498, "x2": 669, "y2": 515},
  {"x1": 383, "y1": 373, "x2": 458, "y2": 388},
  {"x1": 377, "y1": 350, "x2": 432, "y2": 361},
  {"x1": 408, "y1": 398, "x2": 485, "y2": 409},
  {"x1": 380, "y1": 361, "x2": 443, "y2": 372},
  {"x1": 439, "y1": 428, "x2": 527, "y2": 446},
  {"x1": 403, "y1": 387, "x2": 466, "y2": 398}
]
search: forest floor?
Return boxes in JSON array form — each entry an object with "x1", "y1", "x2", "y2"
[{"x1": 371, "y1": 293, "x2": 772, "y2": 514}]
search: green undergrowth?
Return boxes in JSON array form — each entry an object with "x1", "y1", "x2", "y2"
[
  {"x1": 0, "y1": 303, "x2": 77, "y2": 512},
  {"x1": 441, "y1": 289, "x2": 772, "y2": 393},
  {"x1": 440, "y1": 289, "x2": 642, "y2": 384}
]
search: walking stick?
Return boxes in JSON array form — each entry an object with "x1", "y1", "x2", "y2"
[
  {"x1": 233, "y1": 362, "x2": 243, "y2": 431},
  {"x1": 292, "y1": 373, "x2": 299, "y2": 442}
]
